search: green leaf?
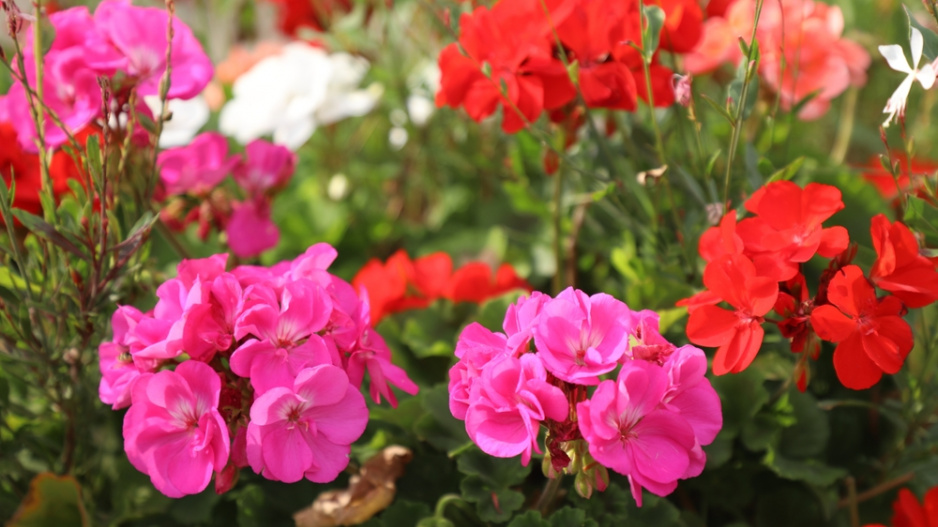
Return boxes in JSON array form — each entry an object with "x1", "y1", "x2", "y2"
[
  {"x1": 907, "y1": 5, "x2": 938, "y2": 61},
  {"x1": 762, "y1": 447, "x2": 847, "y2": 486},
  {"x1": 378, "y1": 499, "x2": 433, "y2": 526},
  {"x1": 549, "y1": 507, "x2": 597, "y2": 527},
  {"x1": 457, "y1": 448, "x2": 531, "y2": 488},
  {"x1": 11, "y1": 209, "x2": 87, "y2": 259},
  {"x1": 414, "y1": 384, "x2": 470, "y2": 452},
  {"x1": 508, "y1": 510, "x2": 549, "y2": 527},
  {"x1": 460, "y1": 475, "x2": 524, "y2": 523},
  {"x1": 8, "y1": 473, "x2": 89, "y2": 527},
  {"x1": 711, "y1": 368, "x2": 770, "y2": 437},
  {"x1": 640, "y1": 5, "x2": 666, "y2": 63},
  {"x1": 778, "y1": 390, "x2": 830, "y2": 459},
  {"x1": 727, "y1": 59, "x2": 759, "y2": 120},
  {"x1": 700, "y1": 94, "x2": 735, "y2": 125},
  {"x1": 766, "y1": 157, "x2": 805, "y2": 183}
]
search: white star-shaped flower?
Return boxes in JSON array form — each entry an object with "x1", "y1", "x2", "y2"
[{"x1": 879, "y1": 27, "x2": 937, "y2": 127}]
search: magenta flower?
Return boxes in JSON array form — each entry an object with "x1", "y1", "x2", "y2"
[
  {"x1": 230, "y1": 280, "x2": 336, "y2": 393},
  {"x1": 233, "y1": 139, "x2": 297, "y2": 195},
  {"x1": 660, "y1": 346, "x2": 722, "y2": 480},
  {"x1": 225, "y1": 199, "x2": 280, "y2": 258},
  {"x1": 245, "y1": 365, "x2": 368, "y2": 483},
  {"x1": 346, "y1": 328, "x2": 419, "y2": 407},
  {"x1": 502, "y1": 291, "x2": 548, "y2": 355},
  {"x1": 464, "y1": 354, "x2": 568, "y2": 466},
  {"x1": 5, "y1": 49, "x2": 101, "y2": 149},
  {"x1": 576, "y1": 360, "x2": 697, "y2": 507},
  {"x1": 449, "y1": 322, "x2": 510, "y2": 420},
  {"x1": 325, "y1": 277, "x2": 418, "y2": 407},
  {"x1": 625, "y1": 309, "x2": 676, "y2": 365},
  {"x1": 182, "y1": 273, "x2": 244, "y2": 362},
  {"x1": 90, "y1": 1, "x2": 213, "y2": 99},
  {"x1": 533, "y1": 287, "x2": 631, "y2": 384},
  {"x1": 122, "y1": 361, "x2": 230, "y2": 498},
  {"x1": 98, "y1": 305, "x2": 148, "y2": 409},
  {"x1": 158, "y1": 132, "x2": 237, "y2": 196}
]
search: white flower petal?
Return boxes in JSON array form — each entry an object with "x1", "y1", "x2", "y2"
[
  {"x1": 911, "y1": 27, "x2": 925, "y2": 68},
  {"x1": 879, "y1": 44, "x2": 913, "y2": 74},
  {"x1": 883, "y1": 75, "x2": 915, "y2": 127},
  {"x1": 917, "y1": 63, "x2": 937, "y2": 89}
]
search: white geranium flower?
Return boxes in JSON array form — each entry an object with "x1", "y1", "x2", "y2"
[
  {"x1": 219, "y1": 44, "x2": 382, "y2": 151},
  {"x1": 144, "y1": 95, "x2": 210, "y2": 148},
  {"x1": 879, "y1": 27, "x2": 937, "y2": 127}
]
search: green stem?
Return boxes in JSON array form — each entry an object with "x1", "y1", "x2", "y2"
[
  {"x1": 722, "y1": 0, "x2": 765, "y2": 208},
  {"x1": 535, "y1": 475, "x2": 563, "y2": 515},
  {"x1": 552, "y1": 165, "x2": 566, "y2": 295}
]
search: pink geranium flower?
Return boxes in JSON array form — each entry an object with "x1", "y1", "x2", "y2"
[
  {"x1": 122, "y1": 361, "x2": 230, "y2": 498},
  {"x1": 225, "y1": 199, "x2": 280, "y2": 258},
  {"x1": 158, "y1": 132, "x2": 237, "y2": 196},
  {"x1": 464, "y1": 353, "x2": 568, "y2": 466},
  {"x1": 230, "y1": 280, "x2": 336, "y2": 394},
  {"x1": 533, "y1": 287, "x2": 631, "y2": 384},
  {"x1": 182, "y1": 273, "x2": 244, "y2": 362},
  {"x1": 233, "y1": 139, "x2": 296, "y2": 195},
  {"x1": 89, "y1": 1, "x2": 213, "y2": 99},
  {"x1": 245, "y1": 365, "x2": 368, "y2": 483},
  {"x1": 98, "y1": 305, "x2": 148, "y2": 409},
  {"x1": 502, "y1": 291, "x2": 548, "y2": 355},
  {"x1": 576, "y1": 359, "x2": 697, "y2": 507},
  {"x1": 449, "y1": 322, "x2": 510, "y2": 419}
]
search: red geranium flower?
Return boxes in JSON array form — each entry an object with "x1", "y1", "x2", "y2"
[
  {"x1": 870, "y1": 214, "x2": 938, "y2": 308},
  {"x1": 686, "y1": 253, "x2": 778, "y2": 375},
  {"x1": 436, "y1": 0, "x2": 576, "y2": 133},
  {"x1": 352, "y1": 250, "x2": 531, "y2": 324},
  {"x1": 810, "y1": 265, "x2": 913, "y2": 390},
  {"x1": 555, "y1": 0, "x2": 638, "y2": 110},
  {"x1": 1, "y1": 122, "x2": 92, "y2": 222},
  {"x1": 736, "y1": 181, "x2": 849, "y2": 281},
  {"x1": 863, "y1": 486, "x2": 938, "y2": 527},
  {"x1": 860, "y1": 152, "x2": 938, "y2": 202}
]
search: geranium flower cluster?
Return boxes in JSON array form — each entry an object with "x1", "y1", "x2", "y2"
[
  {"x1": 351, "y1": 250, "x2": 532, "y2": 324},
  {"x1": 98, "y1": 244, "x2": 418, "y2": 497},
  {"x1": 682, "y1": 181, "x2": 938, "y2": 390},
  {"x1": 218, "y1": 43, "x2": 382, "y2": 151},
  {"x1": 436, "y1": 0, "x2": 704, "y2": 134},
  {"x1": 448, "y1": 288, "x2": 722, "y2": 506},
  {"x1": 684, "y1": 0, "x2": 869, "y2": 119},
  {"x1": 2, "y1": 0, "x2": 211, "y2": 149},
  {"x1": 157, "y1": 134, "x2": 296, "y2": 258}
]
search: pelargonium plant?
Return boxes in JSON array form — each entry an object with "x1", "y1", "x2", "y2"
[
  {"x1": 449, "y1": 287, "x2": 722, "y2": 505},
  {"x1": 682, "y1": 180, "x2": 938, "y2": 390},
  {"x1": 99, "y1": 243, "x2": 418, "y2": 496}
]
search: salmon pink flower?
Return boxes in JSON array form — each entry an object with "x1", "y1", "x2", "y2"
[
  {"x1": 122, "y1": 361, "x2": 230, "y2": 498},
  {"x1": 686, "y1": 254, "x2": 778, "y2": 375},
  {"x1": 533, "y1": 287, "x2": 631, "y2": 384},
  {"x1": 245, "y1": 365, "x2": 368, "y2": 483},
  {"x1": 810, "y1": 265, "x2": 913, "y2": 390},
  {"x1": 464, "y1": 353, "x2": 568, "y2": 466},
  {"x1": 879, "y1": 28, "x2": 937, "y2": 127}
]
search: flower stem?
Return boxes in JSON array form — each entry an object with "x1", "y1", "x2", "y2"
[
  {"x1": 722, "y1": 0, "x2": 764, "y2": 208},
  {"x1": 535, "y1": 475, "x2": 563, "y2": 515}
]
